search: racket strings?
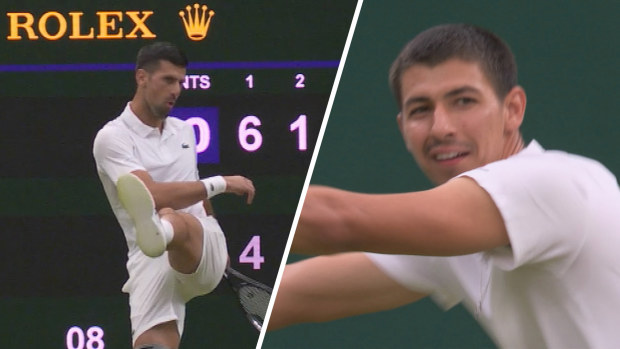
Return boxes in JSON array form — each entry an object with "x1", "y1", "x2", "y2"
[{"x1": 238, "y1": 284, "x2": 271, "y2": 320}]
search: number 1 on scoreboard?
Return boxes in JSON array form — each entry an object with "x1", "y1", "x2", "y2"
[
  {"x1": 290, "y1": 114, "x2": 307, "y2": 151},
  {"x1": 245, "y1": 74, "x2": 254, "y2": 89}
]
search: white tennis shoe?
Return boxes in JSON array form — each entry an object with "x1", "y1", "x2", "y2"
[{"x1": 117, "y1": 173, "x2": 167, "y2": 257}]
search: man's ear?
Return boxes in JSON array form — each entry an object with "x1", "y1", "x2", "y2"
[
  {"x1": 503, "y1": 85, "x2": 526, "y2": 133},
  {"x1": 135, "y1": 68, "x2": 147, "y2": 87}
]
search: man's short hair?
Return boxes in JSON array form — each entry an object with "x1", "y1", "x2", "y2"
[
  {"x1": 389, "y1": 23, "x2": 517, "y2": 107},
  {"x1": 136, "y1": 41, "x2": 188, "y2": 72}
]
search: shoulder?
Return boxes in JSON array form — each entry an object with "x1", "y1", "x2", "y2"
[
  {"x1": 93, "y1": 117, "x2": 135, "y2": 161},
  {"x1": 94, "y1": 118, "x2": 130, "y2": 145},
  {"x1": 461, "y1": 144, "x2": 620, "y2": 270},
  {"x1": 459, "y1": 143, "x2": 619, "y2": 243},
  {"x1": 465, "y1": 143, "x2": 616, "y2": 192},
  {"x1": 459, "y1": 143, "x2": 619, "y2": 234}
]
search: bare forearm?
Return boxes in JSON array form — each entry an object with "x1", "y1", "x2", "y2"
[
  {"x1": 130, "y1": 170, "x2": 255, "y2": 210},
  {"x1": 292, "y1": 180, "x2": 509, "y2": 256},
  {"x1": 203, "y1": 198, "x2": 215, "y2": 216},
  {"x1": 150, "y1": 181, "x2": 207, "y2": 210},
  {"x1": 268, "y1": 253, "x2": 425, "y2": 330},
  {"x1": 129, "y1": 170, "x2": 206, "y2": 210},
  {"x1": 292, "y1": 186, "x2": 357, "y2": 255}
]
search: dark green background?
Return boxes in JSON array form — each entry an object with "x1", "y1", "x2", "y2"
[
  {"x1": 264, "y1": 0, "x2": 619, "y2": 348},
  {"x1": 0, "y1": 0, "x2": 357, "y2": 348}
]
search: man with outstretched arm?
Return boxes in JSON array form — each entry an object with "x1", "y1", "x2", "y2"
[{"x1": 268, "y1": 24, "x2": 620, "y2": 348}]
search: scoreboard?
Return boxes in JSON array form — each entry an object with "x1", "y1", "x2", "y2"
[{"x1": 0, "y1": 1, "x2": 357, "y2": 348}]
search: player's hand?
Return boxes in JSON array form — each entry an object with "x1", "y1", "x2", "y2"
[{"x1": 223, "y1": 175, "x2": 255, "y2": 204}]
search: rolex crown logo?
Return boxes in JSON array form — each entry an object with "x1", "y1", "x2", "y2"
[{"x1": 179, "y1": 3, "x2": 215, "y2": 41}]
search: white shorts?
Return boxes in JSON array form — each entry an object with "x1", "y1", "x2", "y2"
[{"x1": 122, "y1": 215, "x2": 228, "y2": 344}]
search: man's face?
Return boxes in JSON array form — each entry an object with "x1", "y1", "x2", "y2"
[
  {"x1": 139, "y1": 60, "x2": 186, "y2": 119},
  {"x1": 397, "y1": 59, "x2": 515, "y2": 185}
]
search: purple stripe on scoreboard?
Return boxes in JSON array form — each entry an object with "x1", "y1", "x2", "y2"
[{"x1": 0, "y1": 60, "x2": 339, "y2": 72}]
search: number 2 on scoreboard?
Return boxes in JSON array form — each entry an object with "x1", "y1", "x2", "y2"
[{"x1": 239, "y1": 235, "x2": 265, "y2": 269}]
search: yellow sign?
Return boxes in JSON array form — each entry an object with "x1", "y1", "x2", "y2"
[
  {"x1": 6, "y1": 11, "x2": 156, "y2": 40},
  {"x1": 179, "y1": 3, "x2": 215, "y2": 41},
  {"x1": 5, "y1": 4, "x2": 215, "y2": 41}
]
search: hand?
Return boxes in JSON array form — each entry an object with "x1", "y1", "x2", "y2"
[{"x1": 223, "y1": 176, "x2": 255, "y2": 204}]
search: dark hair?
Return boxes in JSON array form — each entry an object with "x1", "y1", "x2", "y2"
[
  {"x1": 136, "y1": 41, "x2": 188, "y2": 72},
  {"x1": 389, "y1": 24, "x2": 517, "y2": 108}
]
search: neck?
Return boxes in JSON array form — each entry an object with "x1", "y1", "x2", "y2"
[
  {"x1": 503, "y1": 132, "x2": 525, "y2": 158},
  {"x1": 129, "y1": 97, "x2": 164, "y2": 131}
]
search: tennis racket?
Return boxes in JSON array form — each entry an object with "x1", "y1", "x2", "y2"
[{"x1": 224, "y1": 267, "x2": 273, "y2": 332}]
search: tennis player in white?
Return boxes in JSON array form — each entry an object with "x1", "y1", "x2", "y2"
[
  {"x1": 269, "y1": 24, "x2": 620, "y2": 348},
  {"x1": 93, "y1": 42, "x2": 255, "y2": 349}
]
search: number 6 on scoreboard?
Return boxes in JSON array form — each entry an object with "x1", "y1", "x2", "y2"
[{"x1": 239, "y1": 235, "x2": 265, "y2": 269}]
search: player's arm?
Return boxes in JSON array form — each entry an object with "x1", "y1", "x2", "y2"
[
  {"x1": 267, "y1": 252, "x2": 425, "y2": 331},
  {"x1": 94, "y1": 128, "x2": 255, "y2": 209},
  {"x1": 293, "y1": 176, "x2": 508, "y2": 256},
  {"x1": 130, "y1": 170, "x2": 255, "y2": 211},
  {"x1": 203, "y1": 197, "x2": 215, "y2": 216}
]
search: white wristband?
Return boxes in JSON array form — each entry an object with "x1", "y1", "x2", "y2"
[{"x1": 201, "y1": 176, "x2": 227, "y2": 199}]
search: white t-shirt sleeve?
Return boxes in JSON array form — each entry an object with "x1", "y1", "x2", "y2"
[
  {"x1": 460, "y1": 151, "x2": 588, "y2": 274},
  {"x1": 365, "y1": 253, "x2": 462, "y2": 309},
  {"x1": 93, "y1": 126, "x2": 145, "y2": 183}
]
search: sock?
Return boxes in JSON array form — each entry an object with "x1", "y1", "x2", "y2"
[{"x1": 160, "y1": 218, "x2": 174, "y2": 245}]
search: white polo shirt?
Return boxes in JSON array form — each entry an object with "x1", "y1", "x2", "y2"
[
  {"x1": 367, "y1": 141, "x2": 620, "y2": 348},
  {"x1": 93, "y1": 102, "x2": 206, "y2": 256}
]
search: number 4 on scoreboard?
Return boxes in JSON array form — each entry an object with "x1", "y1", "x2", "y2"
[{"x1": 239, "y1": 235, "x2": 265, "y2": 269}]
